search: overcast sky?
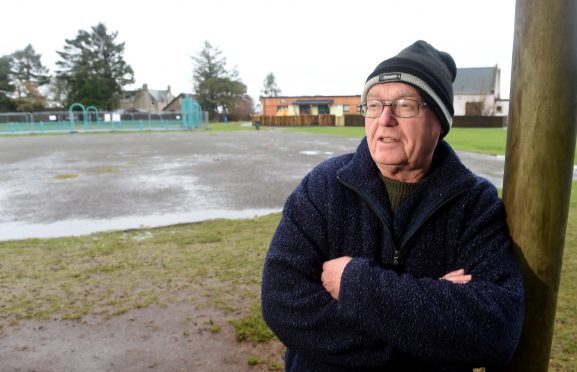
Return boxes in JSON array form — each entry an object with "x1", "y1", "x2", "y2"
[{"x1": 1, "y1": 0, "x2": 516, "y2": 102}]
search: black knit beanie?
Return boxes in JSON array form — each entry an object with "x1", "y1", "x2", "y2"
[{"x1": 361, "y1": 40, "x2": 457, "y2": 137}]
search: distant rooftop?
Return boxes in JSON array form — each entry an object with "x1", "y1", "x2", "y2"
[
  {"x1": 149, "y1": 89, "x2": 171, "y2": 102},
  {"x1": 453, "y1": 67, "x2": 498, "y2": 94}
]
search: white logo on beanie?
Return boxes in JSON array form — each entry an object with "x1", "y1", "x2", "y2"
[{"x1": 379, "y1": 73, "x2": 402, "y2": 82}]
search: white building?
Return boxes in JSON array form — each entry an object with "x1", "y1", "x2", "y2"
[{"x1": 453, "y1": 66, "x2": 509, "y2": 116}]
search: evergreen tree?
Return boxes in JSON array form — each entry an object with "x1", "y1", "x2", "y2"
[
  {"x1": 10, "y1": 45, "x2": 50, "y2": 111},
  {"x1": 55, "y1": 23, "x2": 134, "y2": 110},
  {"x1": 0, "y1": 55, "x2": 16, "y2": 112},
  {"x1": 261, "y1": 72, "x2": 281, "y2": 97},
  {"x1": 192, "y1": 41, "x2": 246, "y2": 120},
  {"x1": 45, "y1": 76, "x2": 68, "y2": 109}
]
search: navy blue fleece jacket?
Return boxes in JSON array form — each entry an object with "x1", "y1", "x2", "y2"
[{"x1": 261, "y1": 138, "x2": 524, "y2": 371}]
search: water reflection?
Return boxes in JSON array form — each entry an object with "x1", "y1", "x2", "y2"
[{"x1": 0, "y1": 208, "x2": 280, "y2": 241}]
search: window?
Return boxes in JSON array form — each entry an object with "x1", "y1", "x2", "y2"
[
  {"x1": 318, "y1": 104, "x2": 329, "y2": 115},
  {"x1": 465, "y1": 101, "x2": 483, "y2": 115},
  {"x1": 343, "y1": 105, "x2": 350, "y2": 112},
  {"x1": 300, "y1": 105, "x2": 311, "y2": 115}
]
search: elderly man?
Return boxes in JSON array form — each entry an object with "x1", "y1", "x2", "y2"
[{"x1": 261, "y1": 40, "x2": 524, "y2": 371}]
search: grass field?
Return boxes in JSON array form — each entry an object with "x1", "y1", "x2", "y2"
[
  {"x1": 0, "y1": 215, "x2": 280, "y2": 340},
  {"x1": 550, "y1": 182, "x2": 577, "y2": 370},
  {"x1": 1, "y1": 125, "x2": 576, "y2": 369},
  {"x1": 281, "y1": 125, "x2": 512, "y2": 154},
  {"x1": 279, "y1": 124, "x2": 577, "y2": 163}
]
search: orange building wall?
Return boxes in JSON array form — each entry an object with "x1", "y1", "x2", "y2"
[{"x1": 261, "y1": 95, "x2": 361, "y2": 116}]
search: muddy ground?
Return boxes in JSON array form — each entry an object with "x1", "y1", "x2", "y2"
[{"x1": 0, "y1": 303, "x2": 285, "y2": 372}]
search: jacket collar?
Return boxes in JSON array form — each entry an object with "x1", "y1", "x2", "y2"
[
  {"x1": 336, "y1": 137, "x2": 477, "y2": 222},
  {"x1": 336, "y1": 137, "x2": 392, "y2": 223}
]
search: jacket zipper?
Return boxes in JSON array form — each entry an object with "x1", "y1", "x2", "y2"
[
  {"x1": 337, "y1": 175, "x2": 395, "y2": 262},
  {"x1": 338, "y1": 175, "x2": 468, "y2": 268},
  {"x1": 395, "y1": 188, "x2": 468, "y2": 266},
  {"x1": 337, "y1": 175, "x2": 393, "y2": 230}
]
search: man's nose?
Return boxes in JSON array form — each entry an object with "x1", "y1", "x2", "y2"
[{"x1": 378, "y1": 105, "x2": 397, "y2": 126}]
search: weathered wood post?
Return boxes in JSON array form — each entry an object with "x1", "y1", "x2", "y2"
[{"x1": 502, "y1": 0, "x2": 577, "y2": 370}]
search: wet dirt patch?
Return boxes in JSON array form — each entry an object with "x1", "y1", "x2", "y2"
[{"x1": 0, "y1": 303, "x2": 285, "y2": 372}]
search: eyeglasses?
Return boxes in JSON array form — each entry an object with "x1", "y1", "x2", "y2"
[{"x1": 358, "y1": 98, "x2": 427, "y2": 118}]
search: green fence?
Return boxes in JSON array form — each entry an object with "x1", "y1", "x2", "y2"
[
  {"x1": 0, "y1": 101, "x2": 208, "y2": 134},
  {"x1": 0, "y1": 120, "x2": 202, "y2": 134}
]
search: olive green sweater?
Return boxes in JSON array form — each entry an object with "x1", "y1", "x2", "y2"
[{"x1": 380, "y1": 175, "x2": 419, "y2": 212}]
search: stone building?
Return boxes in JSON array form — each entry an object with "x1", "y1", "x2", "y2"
[{"x1": 119, "y1": 84, "x2": 174, "y2": 113}]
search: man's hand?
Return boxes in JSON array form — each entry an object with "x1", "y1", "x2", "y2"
[
  {"x1": 321, "y1": 256, "x2": 352, "y2": 300},
  {"x1": 440, "y1": 268, "x2": 472, "y2": 284}
]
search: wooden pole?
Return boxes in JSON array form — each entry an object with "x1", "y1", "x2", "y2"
[{"x1": 503, "y1": 0, "x2": 577, "y2": 370}]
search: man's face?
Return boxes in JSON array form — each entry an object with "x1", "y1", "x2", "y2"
[{"x1": 364, "y1": 82, "x2": 442, "y2": 182}]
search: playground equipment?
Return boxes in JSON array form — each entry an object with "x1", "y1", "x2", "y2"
[
  {"x1": 0, "y1": 100, "x2": 207, "y2": 134},
  {"x1": 68, "y1": 102, "x2": 87, "y2": 130},
  {"x1": 181, "y1": 96, "x2": 202, "y2": 129}
]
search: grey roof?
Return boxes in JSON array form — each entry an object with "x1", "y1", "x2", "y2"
[
  {"x1": 149, "y1": 89, "x2": 170, "y2": 102},
  {"x1": 292, "y1": 99, "x2": 333, "y2": 105},
  {"x1": 453, "y1": 67, "x2": 498, "y2": 94}
]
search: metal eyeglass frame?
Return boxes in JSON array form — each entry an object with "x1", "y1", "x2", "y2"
[{"x1": 357, "y1": 98, "x2": 428, "y2": 118}]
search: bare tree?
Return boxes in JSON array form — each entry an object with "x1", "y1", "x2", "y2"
[{"x1": 261, "y1": 72, "x2": 281, "y2": 97}]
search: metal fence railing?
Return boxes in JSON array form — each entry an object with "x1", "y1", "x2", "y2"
[{"x1": 0, "y1": 110, "x2": 210, "y2": 134}]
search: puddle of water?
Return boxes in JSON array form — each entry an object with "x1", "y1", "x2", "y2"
[
  {"x1": 0, "y1": 208, "x2": 280, "y2": 241},
  {"x1": 299, "y1": 150, "x2": 334, "y2": 156}
]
